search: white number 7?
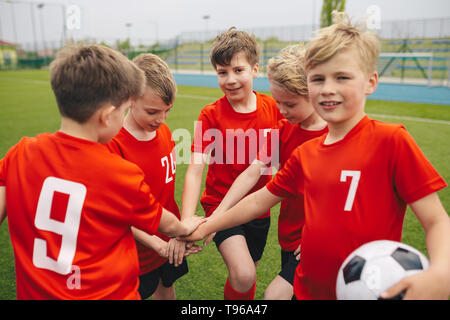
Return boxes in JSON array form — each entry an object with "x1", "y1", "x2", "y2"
[{"x1": 340, "y1": 170, "x2": 361, "y2": 212}]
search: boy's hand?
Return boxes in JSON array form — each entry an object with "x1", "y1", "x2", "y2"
[
  {"x1": 203, "y1": 232, "x2": 216, "y2": 246},
  {"x1": 179, "y1": 222, "x2": 209, "y2": 242},
  {"x1": 167, "y1": 238, "x2": 186, "y2": 267},
  {"x1": 294, "y1": 244, "x2": 301, "y2": 261},
  {"x1": 184, "y1": 242, "x2": 203, "y2": 256},
  {"x1": 154, "y1": 239, "x2": 169, "y2": 259},
  {"x1": 380, "y1": 268, "x2": 450, "y2": 300},
  {"x1": 180, "y1": 215, "x2": 205, "y2": 237}
]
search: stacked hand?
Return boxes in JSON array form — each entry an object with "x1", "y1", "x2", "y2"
[
  {"x1": 181, "y1": 215, "x2": 206, "y2": 237},
  {"x1": 165, "y1": 238, "x2": 203, "y2": 267}
]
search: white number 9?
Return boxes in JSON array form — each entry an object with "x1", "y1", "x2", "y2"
[{"x1": 33, "y1": 177, "x2": 86, "y2": 275}]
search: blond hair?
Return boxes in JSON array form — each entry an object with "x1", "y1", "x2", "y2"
[
  {"x1": 50, "y1": 44, "x2": 145, "y2": 123},
  {"x1": 132, "y1": 53, "x2": 177, "y2": 106},
  {"x1": 267, "y1": 44, "x2": 308, "y2": 96},
  {"x1": 305, "y1": 11, "x2": 380, "y2": 76},
  {"x1": 210, "y1": 27, "x2": 260, "y2": 69}
]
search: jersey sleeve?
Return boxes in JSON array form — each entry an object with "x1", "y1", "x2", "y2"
[
  {"x1": 392, "y1": 127, "x2": 447, "y2": 203},
  {"x1": 130, "y1": 179, "x2": 163, "y2": 235},
  {"x1": 106, "y1": 138, "x2": 124, "y2": 158},
  {"x1": 266, "y1": 147, "x2": 304, "y2": 198},
  {"x1": 0, "y1": 143, "x2": 18, "y2": 186}
]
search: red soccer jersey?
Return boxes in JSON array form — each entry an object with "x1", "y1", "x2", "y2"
[
  {"x1": 191, "y1": 92, "x2": 283, "y2": 217},
  {"x1": 107, "y1": 124, "x2": 180, "y2": 275},
  {"x1": 266, "y1": 116, "x2": 447, "y2": 299},
  {"x1": 258, "y1": 119, "x2": 327, "y2": 251},
  {"x1": 0, "y1": 132, "x2": 163, "y2": 299}
]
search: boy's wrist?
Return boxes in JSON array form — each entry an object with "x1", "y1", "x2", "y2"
[
  {"x1": 181, "y1": 222, "x2": 190, "y2": 236},
  {"x1": 181, "y1": 212, "x2": 194, "y2": 221},
  {"x1": 428, "y1": 264, "x2": 450, "y2": 283}
]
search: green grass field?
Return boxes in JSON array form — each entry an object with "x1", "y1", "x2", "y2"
[{"x1": 0, "y1": 70, "x2": 449, "y2": 300}]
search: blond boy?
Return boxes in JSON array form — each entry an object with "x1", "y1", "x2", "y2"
[{"x1": 183, "y1": 13, "x2": 450, "y2": 300}]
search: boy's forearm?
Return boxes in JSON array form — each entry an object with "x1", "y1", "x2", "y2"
[
  {"x1": 158, "y1": 208, "x2": 186, "y2": 237},
  {"x1": 410, "y1": 193, "x2": 450, "y2": 288},
  {"x1": 131, "y1": 227, "x2": 166, "y2": 252},
  {"x1": 181, "y1": 188, "x2": 283, "y2": 242},
  {"x1": 181, "y1": 155, "x2": 205, "y2": 220},
  {"x1": 0, "y1": 186, "x2": 6, "y2": 225},
  {"x1": 423, "y1": 210, "x2": 450, "y2": 281},
  {"x1": 181, "y1": 172, "x2": 202, "y2": 219},
  {"x1": 425, "y1": 217, "x2": 450, "y2": 278},
  {"x1": 209, "y1": 187, "x2": 282, "y2": 234},
  {"x1": 214, "y1": 161, "x2": 266, "y2": 216}
]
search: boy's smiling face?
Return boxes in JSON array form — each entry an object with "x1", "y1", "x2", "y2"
[
  {"x1": 215, "y1": 51, "x2": 259, "y2": 105},
  {"x1": 306, "y1": 47, "x2": 378, "y2": 128}
]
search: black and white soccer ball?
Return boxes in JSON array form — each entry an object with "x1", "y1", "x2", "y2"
[{"x1": 336, "y1": 240, "x2": 429, "y2": 300}]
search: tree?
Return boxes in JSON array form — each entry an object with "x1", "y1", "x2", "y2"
[
  {"x1": 115, "y1": 39, "x2": 131, "y2": 52},
  {"x1": 320, "y1": 0, "x2": 346, "y2": 28}
]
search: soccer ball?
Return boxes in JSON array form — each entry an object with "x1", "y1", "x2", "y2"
[{"x1": 336, "y1": 240, "x2": 429, "y2": 300}]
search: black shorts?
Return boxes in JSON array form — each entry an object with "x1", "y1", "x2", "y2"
[
  {"x1": 138, "y1": 259, "x2": 188, "y2": 300},
  {"x1": 213, "y1": 217, "x2": 270, "y2": 262},
  {"x1": 279, "y1": 250, "x2": 300, "y2": 286}
]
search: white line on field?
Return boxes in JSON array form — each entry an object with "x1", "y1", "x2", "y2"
[
  {"x1": 0, "y1": 77, "x2": 48, "y2": 85},
  {"x1": 368, "y1": 113, "x2": 450, "y2": 126},
  {"x1": 177, "y1": 93, "x2": 219, "y2": 101}
]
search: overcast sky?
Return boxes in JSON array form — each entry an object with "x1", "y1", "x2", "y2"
[{"x1": 0, "y1": 0, "x2": 449, "y2": 47}]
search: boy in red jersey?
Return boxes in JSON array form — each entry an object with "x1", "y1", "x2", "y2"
[
  {"x1": 107, "y1": 53, "x2": 200, "y2": 300},
  {"x1": 181, "y1": 28, "x2": 283, "y2": 300},
  {"x1": 209, "y1": 44, "x2": 327, "y2": 300},
  {"x1": 183, "y1": 13, "x2": 450, "y2": 300},
  {"x1": 0, "y1": 45, "x2": 203, "y2": 300}
]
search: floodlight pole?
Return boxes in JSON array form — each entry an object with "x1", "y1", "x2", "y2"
[
  {"x1": 125, "y1": 22, "x2": 132, "y2": 49},
  {"x1": 9, "y1": 2, "x2": 18, "y2": 45},
  {"x1": 37, "y1": 3, "x2": 46, "y2": 58},
  {"x1": 148, "y1": 20, "x2": 158, "y2": 46},
  {"x1": 5, "y1": 0, "x2": 67, "y2": 50},
  {"x1": 30, "y1": 3, "x2": 38, "y2": 55},
  {"x1": 201, "y1": 15, "x2": 210, "y2": 73}
]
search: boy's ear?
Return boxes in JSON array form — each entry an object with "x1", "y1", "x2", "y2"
[
  {"x1": 365, "y1": 71, "x2": 379, "y2": 95},
  {"x1": 98, "y1": 105, "x2": 116, "y2": 127},
  {"x1": 252, "y1": 63, "x2": 259, "y2": 77}
]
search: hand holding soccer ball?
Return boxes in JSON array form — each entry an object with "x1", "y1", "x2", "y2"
[{"x1": 336, "y1": 240, "x2": 430, "y2": 300}]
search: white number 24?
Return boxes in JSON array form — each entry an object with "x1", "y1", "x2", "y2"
[
  {"x1": 161, "y1": 153, "x2": 176, "y2": 184},
  {"x1": 340, "y1": 170, "x2": 361, "y2": 212},
  {"x1": 32, "y1": 177, "x2": 86, "y2": 275}
]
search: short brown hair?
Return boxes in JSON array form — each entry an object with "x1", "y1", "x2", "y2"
[
  {"x1": 50, "y1": 44, "x2": 145, "y2": 123},
  {"x1": 210, "y1": 27, "x2": 260, "y2": 69},
  {"x1": 132, "y1": 53, "x2": 177, "y2": 106},
  {"x1": 267, "y1": 44, "x2": 308, "y2": 96},
  {"x1": 305, "y1": 11, "x2": 380, "y2": 76}
]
